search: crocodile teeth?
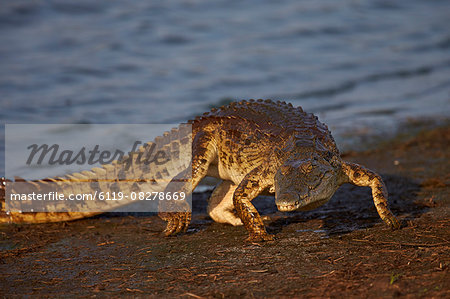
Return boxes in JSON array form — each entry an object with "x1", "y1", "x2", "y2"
[{"x1": 277, "y1": 203, "x2": 299, "y2": 212}]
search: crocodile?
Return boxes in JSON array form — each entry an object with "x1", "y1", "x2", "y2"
[{"x1": 1, "y1": 99, "x2": 400, "y2": 241}]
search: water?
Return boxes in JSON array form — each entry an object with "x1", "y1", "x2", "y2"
[{"x1": 1, "y1": 0, "x2": 449, "y2": 176}]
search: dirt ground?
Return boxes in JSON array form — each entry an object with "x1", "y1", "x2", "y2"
[{"x1": 1, "y1": 124, "x2": 449, "y2": 298}]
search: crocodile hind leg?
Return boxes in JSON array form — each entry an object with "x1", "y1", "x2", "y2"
[
  {"x1": 159, "y1": 131, "x2": 217, "y2": 236},
  {"x1": 158, "y1": 167, "x2": 193, "y2": 235},
  {"x1": 341, "y1": 162, "x2": 401, "y2": 229},
  {"x1": 207, "y1": 180, "x2": 243, "y2": 226}
]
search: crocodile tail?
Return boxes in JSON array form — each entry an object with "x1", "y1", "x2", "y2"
[
  {"x1": 0, "y1": 175, "x2": 103, "y2": 224},
  {"x1": 1, "y1": 177, "x2": 10, "y2": 223},
  {"x1": 1, "y1": 124, "x2": 192, "y2": 224}
]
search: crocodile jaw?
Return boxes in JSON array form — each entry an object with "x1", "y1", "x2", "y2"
[
  {"x1": 277, "y1": 202, "x2": 300, "y2": 212},
  {"x1": 276, "y1": 197, "x2": 330, "y2": 212}
]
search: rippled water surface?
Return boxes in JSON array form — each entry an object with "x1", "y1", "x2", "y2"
[{"x1": 1, "y1": 0, "x2": 449, "y2": 174}]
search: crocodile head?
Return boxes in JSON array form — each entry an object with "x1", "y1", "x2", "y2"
[{"x1": 274, "y1": 153, "x2": 341, "y2": 212}]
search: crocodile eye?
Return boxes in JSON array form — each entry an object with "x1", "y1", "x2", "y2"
[{"x1": 300, "y1": 162, "x2": 313, "y2": 174}]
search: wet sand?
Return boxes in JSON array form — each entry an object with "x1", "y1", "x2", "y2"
[{"x1": 1, "y1": 124, "x2": 449, "y2": 297}]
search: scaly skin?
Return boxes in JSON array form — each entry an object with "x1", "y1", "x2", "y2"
[
  {"x1": 160, "y1": 99, "x2": 400, "y2": 241},
  {"x1": 1, "y1": 99, "x2": 400, "y2": 241},
  {"x1": 340, "y1": 162, "x2": 400, "y2": 228},
  {"x1": 1, "y1": 124, "x2": 192, "y2": 224}
]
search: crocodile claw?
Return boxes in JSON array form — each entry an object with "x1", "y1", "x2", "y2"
[
  {"x1": 158, "y1": 195, "x2": 191, "y2": 236},
  {"x1": 385, "y1": 215, "x2": 401, "y2": 230},
  {"x1": 159, "y1": 211, "x2": 192, "y2": 236},
  {"x1": 246, "y1": 233, "x2": 275, "y2": 242}
]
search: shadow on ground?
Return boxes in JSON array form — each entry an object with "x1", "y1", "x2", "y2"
[{"x1": 0, "y1": 125, "x2": 448, "y2": 297}]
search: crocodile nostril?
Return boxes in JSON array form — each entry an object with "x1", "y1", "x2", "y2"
[{"x1": 276, "y1": 192, "x2": 300, "y2": 206}]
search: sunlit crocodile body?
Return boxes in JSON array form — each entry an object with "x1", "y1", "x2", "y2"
[{"x1": 1, "y1": 99, "x2": 400, "y2": 241}]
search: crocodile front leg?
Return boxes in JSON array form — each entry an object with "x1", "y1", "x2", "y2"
[
  {"x1": 341, "y1": 162, "x2": 401, "y2": 229},
  {"x1": 233, "y1": 166, "x2": 274, "y2": 242}
]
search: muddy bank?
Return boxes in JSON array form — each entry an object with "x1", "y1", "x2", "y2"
[{"x1": 1, "y1": 125, "x2": 449, "y2": 298}]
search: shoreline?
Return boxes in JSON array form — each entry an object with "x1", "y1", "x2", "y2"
[{"x1": 1, "y1": 122, "x2": 449, "y2": 297}]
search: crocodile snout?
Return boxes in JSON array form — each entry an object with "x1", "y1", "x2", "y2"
[{"x1": 276, "y1": 192, "x2": 301, "y2": 212}]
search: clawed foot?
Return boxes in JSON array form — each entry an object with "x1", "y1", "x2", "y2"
[
  {"x1": 246, "y1": 233, "x2": 275, "y2": 242},
  {"x1": 159, "y1": 211, "x2": 192, "y2": 236},
  {"x1": 158, "y1": 195, "x2": 192, "y2": 236},
  {"x1": 385, "y1": 215, "x2": 401, "y2": 230}
]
